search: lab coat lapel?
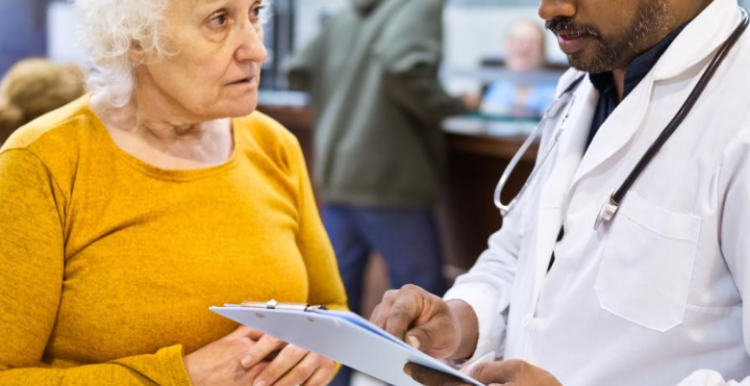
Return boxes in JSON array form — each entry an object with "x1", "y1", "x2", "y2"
[
  {"x1": 568, "y1": 75, "x2": 653, "y2": 189},
  {"x1": 530, "y1": 80, "x2": 597, "y2": 304},
  {"x1": 654, "y1": 0, "x2": 743, "y2": 81},
  {"x1": 568, "y1": 0, "x2": 742, "y2": 188}
]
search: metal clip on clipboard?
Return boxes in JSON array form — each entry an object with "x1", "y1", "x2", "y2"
[{"x1": 225, "y1": 299, "x2": 328, "y2": 312}]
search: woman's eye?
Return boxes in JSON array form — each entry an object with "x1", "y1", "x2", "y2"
[
  {"x1": 251, "y1": 5, "x2": 266, "y2": 20},
  {"x1": 208, "y1": 13, "x2": 228, "y2": 28}
]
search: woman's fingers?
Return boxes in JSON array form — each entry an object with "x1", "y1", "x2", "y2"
[
  {"x1": 272, "y1": 352, "x2": 335, "y2": 386},
  {"x1": 241, "y1": 334, "x2": 287, "y2": 369},
  {"x1": 250, "y1": 343, "x2": 308, "y2": 386},
  {"x1": 249, "y1": 329, "x2": 266, "y2": 341},
  {"x1": 226, "y1": 325, "x2": 257, "y2": 340},
  {"x1": 301, "y1": 365, "x2": 336, "y2": 386}
]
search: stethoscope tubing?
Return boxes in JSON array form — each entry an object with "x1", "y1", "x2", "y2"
[
  {"x1": 594, "y1": 8, "x2": 749, "y2": 230},
  {"x1": 609, "y1": 8, "x2": 750, "y2": 208},
  {"x1": 494, "y1": 77, "x2": 583, "y2": 216}
]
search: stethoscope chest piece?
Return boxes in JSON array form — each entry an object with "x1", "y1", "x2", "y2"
[{"x1": 594, "y1": 189, "x2": 620, "y2": 231}]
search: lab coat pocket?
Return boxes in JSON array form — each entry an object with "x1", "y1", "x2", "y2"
[{"x1": 594, "y1": 191, "x2": 701, "y2": 332}]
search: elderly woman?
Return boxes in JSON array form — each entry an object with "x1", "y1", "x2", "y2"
[{"x1": 0, "y1": 0, "x2": 346, "y2": 385}]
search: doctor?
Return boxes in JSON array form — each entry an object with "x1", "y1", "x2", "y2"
[{"x1": 371, "y1": 0, "x2": 750, "y2": 385}]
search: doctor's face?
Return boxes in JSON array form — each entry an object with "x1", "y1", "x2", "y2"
[{"x1": 539, "y1": 0, "x2": 678, "y2": 73}]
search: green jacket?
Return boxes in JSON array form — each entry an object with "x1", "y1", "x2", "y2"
[{"x1": 286, "y1": 0, "x2": 468, "y2": 208}]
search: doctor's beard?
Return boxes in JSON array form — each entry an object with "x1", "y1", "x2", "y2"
[{"x1": 546, "y1": 0, "x2": 677, "y2": 74}]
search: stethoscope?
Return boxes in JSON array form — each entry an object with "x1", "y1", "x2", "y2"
[{"x1": 494, "y1": 8, "x2": 749, "y2": 231}]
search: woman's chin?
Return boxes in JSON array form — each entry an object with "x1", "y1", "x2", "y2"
[{"x1": 222, "y1": 99, "x2": 259, "y2": 118}]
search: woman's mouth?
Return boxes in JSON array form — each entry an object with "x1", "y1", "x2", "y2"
[{"x1": 229, "y1": 76, "x2": 255, "y2": 86}]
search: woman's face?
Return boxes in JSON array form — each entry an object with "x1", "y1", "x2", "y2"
[
  {"x1": 134, "y1": 0, "x2": 268, "y2": 121},
  {"x1": 506, "y1": 22, "x2": 546, "y2": 72}
]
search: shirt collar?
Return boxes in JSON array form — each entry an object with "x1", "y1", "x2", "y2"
[{"x1": 589, "y1": 21, "x2": 691, "y2": 100}]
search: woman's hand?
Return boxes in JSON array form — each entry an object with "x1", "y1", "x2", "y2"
[
  {"x1": 183, "y1": 325, "x2": 269, "y2": 386},
  {"x1": 241, "y1": 334, "x2": 336, "y2": 386}
]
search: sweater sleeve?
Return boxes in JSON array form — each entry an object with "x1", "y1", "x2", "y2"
[
  {"x1": 0, "y1": 149, "x2": 193, "y2": 386},
  {"x1": 284, "y1": 135, "x2": 348, "y2": 311},
  {"x1": 285, "y1": 31, "x2": 324, "y2": 92}
]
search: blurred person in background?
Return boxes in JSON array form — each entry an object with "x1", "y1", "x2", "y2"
[
  {"x1": 286, "y1": 0, "x2": 468, "y2": 385},
  {"x1": 0, "y1": 59, "x2": 86, "y2": 144},
  {"x1": 479, "y1": 20, "x2": 557, "y2": 119},
  {"x1": 0, "y1": 0, "x2": 347, "y2": 385}
]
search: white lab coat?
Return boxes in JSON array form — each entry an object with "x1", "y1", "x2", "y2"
[{"x1": 444, "y1": 0, "x2": 750, "y2": 385}]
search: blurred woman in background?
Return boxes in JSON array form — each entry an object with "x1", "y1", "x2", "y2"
[
  {"x1": 480, "y1": 20, "x2": 557, "y2": 119},
  {"x1": 0, "y1": 58, "x2": 85, "y2": 144},
  {"x1": 0, "y1": 0, "x2": 347, "y2": 385}
]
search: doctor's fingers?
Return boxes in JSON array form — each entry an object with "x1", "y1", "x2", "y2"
[
  {"x1": 404, "y1": 313, "x2": 461, "y2": 359},
  {"x1": 241, "y1": 334, "x2": 288, "y2": 369},
  {"x1": 375, "y1": 285, "x2": 433, "y2": 340},
  {"x1": 371, "y1": 285, "x2": 433, "y2": 326},
  {"x1": 469, "y1": 360, "x2": 562, "y2": 386},
  {"x1": 370, "y1": 289, "x2": 399, "y2": 326},
  {"x1": 404, "y1": 363, "x2": 471, "y2": 386}
]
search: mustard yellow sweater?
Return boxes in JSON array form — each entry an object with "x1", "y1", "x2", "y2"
[{"x1": 0, "y1": 97, "x2": 348, "y2": 385}]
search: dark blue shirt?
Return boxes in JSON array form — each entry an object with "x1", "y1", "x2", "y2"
[{"x1": 585, "y1": 23, "x2": 690, "y2": 149}]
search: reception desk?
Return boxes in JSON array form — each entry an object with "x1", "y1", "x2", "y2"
[{"x1": 257, "y1": 104, "x2": 537, "y2": 273}]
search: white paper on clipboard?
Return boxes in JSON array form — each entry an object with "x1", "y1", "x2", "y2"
[{"x1": 210, "y1": 305, "x2": 485, "y2": 386}]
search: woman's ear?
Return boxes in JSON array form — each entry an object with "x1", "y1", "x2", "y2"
[{"x1": 128, "y1": 41, "x2": 146, "y2": 63}]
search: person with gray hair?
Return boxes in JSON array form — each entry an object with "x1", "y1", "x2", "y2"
[{"x1": 0, "y1": 1, "x2": 347, "y2": 386}]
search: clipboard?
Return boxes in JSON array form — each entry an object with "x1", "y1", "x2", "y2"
[{"x1": 210, "y1": 301, "x2": 485, "y2": 386}]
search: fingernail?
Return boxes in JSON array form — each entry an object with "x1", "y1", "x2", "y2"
[
  {"x1": 406, "y1": 336, "x2": 421, "y2": 350},
  {"x1": 404, "y1": 364, "x2": 413, "y2": 376},
  {"x1": 254, "y1": 380, "x2": 266, "y2": 386},
  {"x1": 241, "y1": 355, "x2": 254, "y2": 368}
]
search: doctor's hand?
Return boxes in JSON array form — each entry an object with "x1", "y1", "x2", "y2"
[
  {"x1": 404, "y1": 359, "x2": 564, "y2": 386},
  {"x1": 240, "y1": 333, "x2": 336, "y2": 386},
  {"x1": 370, "y1": 285, "x2": 479, "y2": 360}
]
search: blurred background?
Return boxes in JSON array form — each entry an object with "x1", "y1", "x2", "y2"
[
  {"x1": 2, "y1": 0, "x2": 571, "y2": 105},
  {"x1": 2, "y1": 1, "x2": 748, "y2": 384}
]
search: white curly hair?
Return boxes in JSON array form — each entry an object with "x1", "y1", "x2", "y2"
[{"x1": 75, "y1": 0, "x2": 272, "y2": 108}]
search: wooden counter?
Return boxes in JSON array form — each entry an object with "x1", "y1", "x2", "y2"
[{"x1": 258, "y1": 105, "x2": 536, "y2": 273}]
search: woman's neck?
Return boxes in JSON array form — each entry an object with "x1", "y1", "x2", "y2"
[{"x1": 90, "y1": 92, "x2": 234, "y2": 170}]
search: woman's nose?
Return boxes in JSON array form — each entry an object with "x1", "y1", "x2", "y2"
[{"x1": 236, "y1": 21, "x2": 268, "y2": 63}]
